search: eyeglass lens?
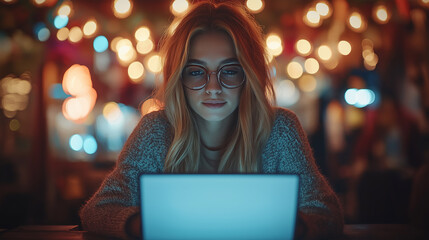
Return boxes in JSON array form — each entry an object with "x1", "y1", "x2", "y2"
[{"x1": 182, "y1": 64, "x2": 244, "y2": 89}]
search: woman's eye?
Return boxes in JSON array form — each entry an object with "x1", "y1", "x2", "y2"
[
  {"x1": 222, "y1": 70, "x2": 238, "y2": 75},
  {"x1": 190, "y1": 70, "x2": 204, "y2": 76}
]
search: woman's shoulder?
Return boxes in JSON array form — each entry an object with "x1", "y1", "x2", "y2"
[
  {"x1": 272, "y1": 107, "x2": 300, "y2": 127},
  {"x1": 141, "y1": 109, "x2": 168, "y2": 123},
  {"x1": 136, "y1": 109, "x2": 171, "y2": 134}
]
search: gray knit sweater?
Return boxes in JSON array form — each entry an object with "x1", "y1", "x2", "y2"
[{"x1": 80, "y1": 108, "x2": 344, "y2": 239}]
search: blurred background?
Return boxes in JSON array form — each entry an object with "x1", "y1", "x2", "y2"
[{"x1": 0, "y1": 0, "x2": 428, "y2": 229}]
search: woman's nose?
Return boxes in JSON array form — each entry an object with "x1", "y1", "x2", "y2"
[{"x1": 205, "y1": 72, "x2": 222, "y2": 94}]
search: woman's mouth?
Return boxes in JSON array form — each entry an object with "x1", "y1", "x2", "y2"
[{"x1": 202, "y1": 100, "x2": 226, "y2": 108}]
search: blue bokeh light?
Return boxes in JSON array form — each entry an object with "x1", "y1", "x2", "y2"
[
  {"x1": 93, "y1": 35, "x2": 108, "y2": 53},
  {"x1": 54, "y1": 15, "x2": 69, "y2": 29},
  {"x1": 83, "y1": 135, "x2": 98, "y2": 154},
  {"x1": 34, "y1": 22, "x2": 50, "y2": 42},
  {"x1": 345, "y1": 88, "x2": 376, "y2": 108},
  {"x1": 69, "y1": 134, "x2": 83, "y2": 151}
]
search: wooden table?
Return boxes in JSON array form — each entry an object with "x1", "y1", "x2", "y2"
[{"x1": 0, "y1": 224, "x2": 427, "y2": 239}]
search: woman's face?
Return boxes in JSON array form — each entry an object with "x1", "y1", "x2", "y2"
[{"x1": 183, "y1": 31, "x2": 243, "y2": 123}]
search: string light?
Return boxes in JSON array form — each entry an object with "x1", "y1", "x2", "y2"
[
  {"x1": 348, "y1": 11, "x2": 367, "y2": 32},
  {"x1": 68, "y1": 26, "x2": 83, "y2": 43},
  {"x1": 286, "y1": 61, "x2": 303, "y2": 79},
  {"x1": 113, "y1": 0, "x2": 133, "y2": 19},
  {"x1": 57, "y1": 1, "x2": 73, "y2": 17},
  {"x1": 135, "y1": 26, "x2": 151, "y2": 41},
  {"x1": 315, "y1": 0, "x2": 332, "y2": 19},
  {"x1": 116, "y1": 38, "x2": 137, "y2": 65},
  {"x1": 83, "y1": 20, "x2": 97, "y2": 37},
  {"x1": 246, "y1": 0, "x2": 264, "y2": 14},
  {"x1": 338, "y1": 40, "x2": 352, "y2": 55},
  {"x1": 317, "y1": 45, "x2": 332, "y2": 61},
  {"x1": 110, "y1": 36, "x2": 123, "y2": 52},
  {"x1": 128, "y1": 61, "x2": 145, "y2": 83},
  {"x1": 266, "y1": 33, "x2": 283, "y2": 57},
  {"x1": 136, "y1": 39, "x2": 154, "y2": 55},
  {"x1": 146, "y1": 54, "x2": 162, "y2": 73},
  {"x1": 295, "y1": 39, "x2": 312, "y2": 56},
  {"x1": 303, "y1": 7, "x2": 322, "y2": 27},
  {"x1": 171, "y1": 0, "x2": 189, "y2": 16},
  {"x1": 304, "y1": 58, "x2": 319, "y2": 74},
  {"x1": 62, "y1": 64, "x2": 97, "y2": 123},
  {"x1": 373, "y1": 4, "x2": 391, "y2": 24}
]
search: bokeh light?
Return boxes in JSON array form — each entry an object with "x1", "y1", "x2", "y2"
[
  {"x1": 62, "y1": 64, "x2": 93, "y2": 96},
  {"x1": 266, "y1": 33, "x2": 283, "y2": 57},
  {"x1": 275, "y1": 79, "x2": 300, "y2": 107},
  {"x1": 69, "y1": 134, "x2": 83, "y2": 151},
  {"x1": 296, "y1": 39, "x2": 312, "y2": 56},
  {"x1": 57, "y1": 27, "x2": 69, "y2": 41},
  {"x1": 345, "y1": 88, "x2": 376, "y2": 108},
  {"x1": 128, "y1": 61, "x2": 145, "y2": 82},
  {"x1": 54, "y1": 15, "x2": 69, "y2": 29},
  {"x1": 3, "y1": 0, "x2": 17, "y2": 4},
  {"x1": 93, "y1": 35, "x2": 108, "y2": 53},
  {"x1": 57, "y1": 1, "x2": 73, "y2": 16},
  {"x1": 298, "y1": 74, "x2": 317, "y2": 92},
  {"x1": 83, "y1": 20, "x2": 97, "y2": 37},
  {"x1": 315, "y1": 0, "x2": 332, "y2": 19},
  {"x1": 68, "y1": 26, "x2": 83, "y2": 43},
  {"x1": 348, "y1": 11, "x2": 367, "y2": 32},
  {"x1": 246, "y1": 0, "x2": 264, "y2": 14},
  {"x1": 103, "y1": 102, "x2": 123, "y2": 124},
  {"x1": 135, "y1": 26, "x2": 150, "y2": 41},
  {"x1": 9, "y1": 119, "x2": 20, "y2": 131},
  {"x1": 34, "y1": 22, "x2": 50, "y2": 42},
  {"x1": 32, "y1": 0, "x2": 47, "y2": 6},
  {"x1": 171, "y1": 0, "x2": 189, "y2": 16},
  {"x1": 304, "y1": 7, "x2": 322, "y2": 27},
  {"x1": 286, "y1": 61, "x2": 303, "y2": 79},
  {"x1": 136, "y1": 39, "x2": 154, "y2": 55},
  {"x1": 304, "y1": 58, "x2": 319, "y2": 74},
  {"x1": 110, "y1": 36, "x2": 123, "y2": 52},
  {"x1": 113, "y1": 0, "x2": 133, "y2": 19},
  {"x1": 338, "y1": 40, "x2": 352, "y2": 55},
  {"x1": 373, "y1": 4, "x2": 391, "y2": 24},
  {"x1": 317, "y1": 45, "x2": 332, "y2": 61},
  {"x1": 146, "y1": 54, "x2": 162, "y2": 73},
  {"x1": 1, "y1": 76, "x2": 32, "y2": 115},
  {"x1": 83, "y1": 135, "x2": 98, "y2": 154},
  {"x1": 116, "y1": 38, "x2": 137, "y2": 65},
  {"x1": 62, "y1": 64, "x2": 97, "y2": 123}
]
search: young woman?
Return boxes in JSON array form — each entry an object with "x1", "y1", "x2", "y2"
[{"x1": 80, "y1": 1, "x2": 344, "y2": 239}]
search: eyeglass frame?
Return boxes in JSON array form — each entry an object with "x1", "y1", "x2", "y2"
[{"x1": 181, "y1": 63, "x2": 246, "y2": 90}]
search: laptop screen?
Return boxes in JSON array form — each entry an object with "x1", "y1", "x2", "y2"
[{"x1": 140, "y1": 174, "x2": 299, "y2": 240}]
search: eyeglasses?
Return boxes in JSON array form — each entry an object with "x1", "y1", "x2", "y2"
[{"x1": 181, "y1": 63, "x2": 245, "y2": 90}]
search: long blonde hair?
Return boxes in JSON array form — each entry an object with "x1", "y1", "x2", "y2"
[{"x1": 155, "y1": 1, "x2": 275, "y2": 173}]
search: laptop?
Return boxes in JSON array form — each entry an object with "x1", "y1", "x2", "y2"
[{"x1": 139, "y1": 174, "x2": 299, "y2": 240}]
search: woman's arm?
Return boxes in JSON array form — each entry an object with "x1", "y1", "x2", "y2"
[
  {"x1": 268, "y1": 108, "x2": 344, "y2": 240},
  {"x1": 79, "y1": 111, "x2": 171, "y2": 239}
]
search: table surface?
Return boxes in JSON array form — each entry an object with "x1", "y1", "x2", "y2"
[{"x1": 0, "y1": 224, "x2": 427, "y2": 240}]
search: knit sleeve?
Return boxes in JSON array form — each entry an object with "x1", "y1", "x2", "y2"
[
  {"x1": 269, "y1": 108, "x2": 344, "y2": 240},
  {"x1": 79, "y1": 110, "x2": 171, "y2": 239}
]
